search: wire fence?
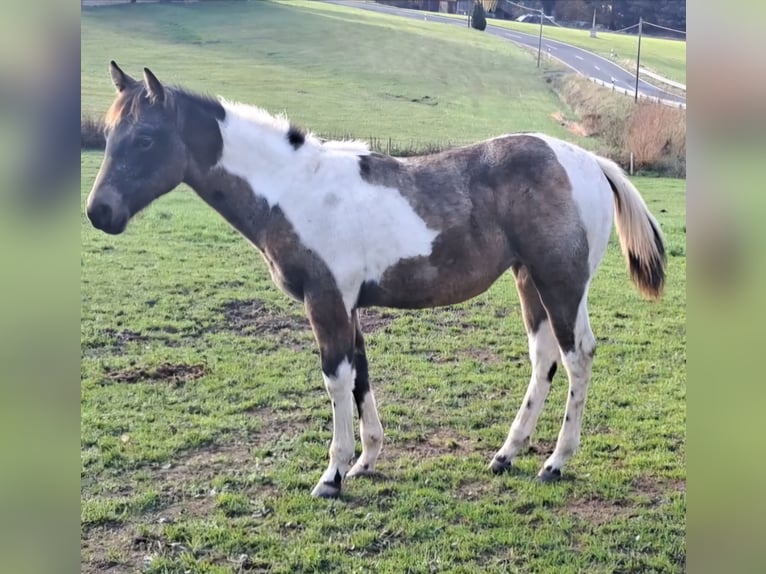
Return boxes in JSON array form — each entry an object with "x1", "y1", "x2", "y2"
[{"x1": 642, "y1": 21, "x2": 686, "y2": 36}]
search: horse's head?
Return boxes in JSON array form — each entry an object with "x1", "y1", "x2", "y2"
[{"x1": 87, "y1": 62, "x2": 187, "y2": 234}]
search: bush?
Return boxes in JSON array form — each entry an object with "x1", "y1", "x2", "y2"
[
  {"x1": 471, "y1": 2, "x2": 487, "y2": 31},
  {"x1": 81, "y1": 116, "x2": 106, "y2": 150},
  {"x1": 624, "y1": 101, "x2": 686, "y2": 177},
  {"x1": 553, "y1": 74, "x2": 686, "y2": 177}
]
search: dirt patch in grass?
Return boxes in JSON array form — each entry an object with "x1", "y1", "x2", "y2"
[
  {"x1": 242, "y1": 405, "x2": 315, "y2": 445},
  {"x1": 357, "y1": 307, "x2": 397, "y2": 334},
  {"x1": 82, "y1": 442, "x2": 281, "y2": 573},
  {"x1": 104, "y1": 328, "x2": 150, "y2": 346},
  {"x1": 81, "y1": 525, "x2": 137, "y2": 574},
  {"x1": 217, "y1": 300, "x2": 404, "y2": 340},
  {"x1": 455, "y1": 479, "x2": 494, "y2": 501},
  {"x1": 82, "y1": 328, "x2": 152, "y2": 358},
  {"x1": 216, "y1": 299, "x2": 312, "y2": 349},
  {"x1": 631, "y1": 474, "x2": 686, "y2": 505},
  {"x1": 562, "y1": 475, "x2": 685, "y2": 526},
  {"x1": 105, "y1": 362, "x2": 207, "y2": 386},
  {"x1": 425, "y1": 347, "x2": 505, "y2": 365},
  {"x1": 154, "y1": 443, "x2": 257, "y2": 487},
  {"x1": 564, "y1": 495, "x2": 635, "y2": 526},
  {"x1": 216, "y1": 300, "x2": 493, "y2": 342},
  {"x1": 527, "y1": 438, "x2": 556, "y2": 456},
  {"x1": 394, "y1": 427, "x2": 472, "y2": 459},
  {"x1": 551, "y1": 111, "x2": 592, "y2": 137}
]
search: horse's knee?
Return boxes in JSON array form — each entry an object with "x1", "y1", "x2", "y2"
[{"x1": 322, "y1": 357, "x2": 355, "y2": 395}]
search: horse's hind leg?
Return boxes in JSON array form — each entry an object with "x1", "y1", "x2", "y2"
[
  {"x1": 490, "y1": 265, "x2": 560, "y2": 473},
  {"x1": 347, "y1": 311, "x2": 384, "y2": 477},
  {"x1": 535, "y1": 280, "x2": 597, "y2": 482}
]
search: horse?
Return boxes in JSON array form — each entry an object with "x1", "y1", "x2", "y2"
[{"x1": 86, "y1": 62, "x2": 666, "y2": 499}]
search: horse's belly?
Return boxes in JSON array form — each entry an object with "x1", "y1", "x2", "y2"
[{"x1": 359, "y1": 252, "x2": 510, "y2": 310}]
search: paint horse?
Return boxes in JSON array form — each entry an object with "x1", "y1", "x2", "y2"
[{"x1": 86, "y1": 63, "x2": 666, "y2": 498}]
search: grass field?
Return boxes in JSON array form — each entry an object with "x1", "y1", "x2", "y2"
[
  {"x1": 81, "y1": 0, "x2": 580, "y2": 147},
  {"x1": 430, "y1": 10, "x2": 686, "y2": 86},
  {"x1": 81, "y1": 2, "x2": 685, "y2": 572}
]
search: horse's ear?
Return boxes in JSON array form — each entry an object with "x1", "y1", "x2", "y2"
[
  {"x1": 109, "y1": 60, "x2": 136, "y2": 93},
  {"x1": 143, "y1": 67, "x2": 165, "y2": 104}
]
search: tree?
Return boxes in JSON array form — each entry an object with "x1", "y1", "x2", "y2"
[
  {"x1": 471, "y1": 1, "x2": 487, "y2": 31},
  {"x1": 553, "y1": 0, "x2": 590, "y2": 23}
]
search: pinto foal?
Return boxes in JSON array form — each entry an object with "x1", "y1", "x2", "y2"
[{"x1": 87, "y1": 63, "x2": 665, "y2": 498}]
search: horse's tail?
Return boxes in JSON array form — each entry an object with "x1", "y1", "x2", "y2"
[{"x1": 594, "y1": 155, "x2": 666, "y2": 300}]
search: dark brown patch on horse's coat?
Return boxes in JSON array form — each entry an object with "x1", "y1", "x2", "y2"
[
  {"x1": 175, "y1": 91, "x2": 225, "y2": 170},
  {"x1": 547, "y1": 363, "x2": 557, "y2": 382},
  {"x1": 355, "y1": 136, "x2": 590, "y2": 333},
  {"x1": 287, "y1": 125, "x2": 305, "y2": 150}
]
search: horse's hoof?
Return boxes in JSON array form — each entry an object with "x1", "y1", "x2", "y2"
[
  {"x1": 347, "y1": 462, "x2": 376, "y2": 479},
  {"x1": 489, "y1": 455, "x2": 512, "y2": 475},
  {"x1": 536, "y1": 466, "x2": 562, "y2": 483},
  {"x1": 311, "y1": 481, "x2": 341, "y2": 499}
]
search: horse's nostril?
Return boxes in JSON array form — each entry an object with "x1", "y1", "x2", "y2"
[{"x1": 88, "y1": 202, "x2": 112, "y2": 227}]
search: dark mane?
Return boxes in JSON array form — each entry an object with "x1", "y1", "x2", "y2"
[
  {"x1": 104, "y1": 83, "x2": 225, "y2": 128},
  {"x1": 170, "y1": 86, "x2": 225, "y2": 121}
]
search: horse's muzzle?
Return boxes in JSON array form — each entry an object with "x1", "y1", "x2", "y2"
[{"x1": 87, "y1": 201, "x2": 127, "y2": 235}]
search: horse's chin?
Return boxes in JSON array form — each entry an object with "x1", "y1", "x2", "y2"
[{"x1": 93, "y1": 215, "x2": 128, "y2": 235}]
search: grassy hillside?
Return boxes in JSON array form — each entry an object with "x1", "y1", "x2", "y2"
[
  {"x1": 382, "y1": 6, "x2": 685, "y2": 85},
  {"x1": 82, "y1": 0, "x2": 582, "y2": 147}
]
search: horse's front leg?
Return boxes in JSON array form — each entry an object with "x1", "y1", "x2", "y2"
[
  {"x1": 306, "y1": 294, "x2": 356, "y2": 499},
  {"x1": 347, "y1": 310, "x2": 384, "y2": 477}
]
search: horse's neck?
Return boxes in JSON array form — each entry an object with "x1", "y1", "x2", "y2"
[
  {"x1": 187, "y1": 165, "x2": 273, "y2": 250},
  {"x1": 181, "y1": 100, "x2": 305, "y2": 248}
]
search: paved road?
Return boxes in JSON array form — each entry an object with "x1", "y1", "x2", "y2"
[{"x1": 326, "y1": 0, "x2": 685, "y2": 107}]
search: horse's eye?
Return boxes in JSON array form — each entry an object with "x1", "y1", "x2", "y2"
[{"x1": 136, "y1": 136, "x2": 153, "y2": 150}]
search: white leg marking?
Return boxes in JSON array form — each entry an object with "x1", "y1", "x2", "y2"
[
  {"x1": 312, "y1": 359, "x2": 356, "y2": 497},
  {"x1": 541, "y1": 297, "x2": 596, "y2": 476},
  {"x1": 348, "y1": 390, "x2": 384, "y2": 477},
  {"x1": 492, "y1": 319, "x2": 560, "y2": 470}
]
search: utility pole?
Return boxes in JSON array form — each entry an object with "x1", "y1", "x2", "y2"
[
  {"x1": 537, "y1": 8, "x2": 544, "y2": 68},
  {"x1": 634, "y1": 17, "x2": 643, "y2": 102},
  {"x1": 590, "y1": 8, "x2": 597, "y2": 38}
]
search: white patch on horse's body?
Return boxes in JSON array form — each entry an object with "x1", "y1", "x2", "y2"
[
  {"x1": 321, "y1": 139, "x2": 371, "y2": 154},
  {"x1": 514, "y1": 133, "x2": 614, "y2": 273},
  {"x1": 216, "y1": 100, "x2": 438, "y2": 315}
]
